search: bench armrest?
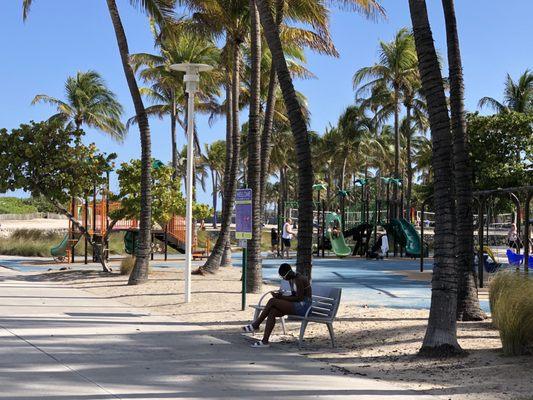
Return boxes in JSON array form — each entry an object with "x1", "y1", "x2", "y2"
[{"x1": 256, "y1": 291, "x2": 274, "y2": 308}]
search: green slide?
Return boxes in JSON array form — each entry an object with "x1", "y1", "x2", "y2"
[
  {"x1": 124, "y1": 230, "x2": 138, "y2": 255},
  {"x1": 393, "y1": 218, "x2": 422, "y2": 256},
  {"x1": 51, "y1": 234, "x2": 80, "y2": 260},
  {"x1": 325, "y1": 213, "x2": 352, "y2": 258},
  {"x1": 50, "y1": 234, "x2": 70, "y2": 259}
]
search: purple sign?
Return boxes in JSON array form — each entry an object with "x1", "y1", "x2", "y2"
[{"x1": 235, "y1": 189, "x2": 252, "y2": 240}]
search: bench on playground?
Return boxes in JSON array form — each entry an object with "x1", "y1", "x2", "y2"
[{"x1": 250, "y1": 281, "x2": 342, "y2": 348}]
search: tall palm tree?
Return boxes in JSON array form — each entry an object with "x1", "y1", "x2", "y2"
[
  {"x1": 400, "y1": 83, "x2": 428, "y2": 214},
  {"x1": 203, "y1": 140, "x2": 226, "y2": 228},
  {"x1": 442, "y1": 0, "x2": 484, "y2": 321},
  {"x1": 22, "y1": 0, "x2": 176, "y2": 285},
  {"x1": 182, "y1": 0, "x2": 249, "y2": 274},
  {"x1": 129, "y1": 22, "x2": 221, "y2": 175},
  {"x1": 245, "y1": 0, "x2": 263, "y2": 293},
  {"x1": 353, "y1": 28, "x2": 418, "y2": 217},
  {"x1": 258, "y1": 0, "x2": 383, "y2": 276},
  {"x1": 32, "y1": 70, "x2": 125, "y2": 140},
  {"x1": 334, "y1": 106, "x2": 370, "y2": 192},
  {"x1": 408, "y1": 0, "x2": 462, "y2": 355},
  {"x1": 478, "y1": 69, "x2": 533, "y2": 114}
]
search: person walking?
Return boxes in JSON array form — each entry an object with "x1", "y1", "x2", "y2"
[{"x1": 281, "y1": 218, "x2": 296, "y2": 259}]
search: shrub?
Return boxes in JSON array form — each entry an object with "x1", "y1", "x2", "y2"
[
  {"x1": 120, "y1": 256, "x2": 135, "y2": 275},
  {"x1": 0, "y1": 197, "x2": 38, "y2": 214},
  {"x1": 489, "y1": 271, "x2": 533, "y2": 355}
]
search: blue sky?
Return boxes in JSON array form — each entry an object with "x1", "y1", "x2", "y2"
[{"x1": 1, "y1": 0, "x2": 532, "y2": 206}]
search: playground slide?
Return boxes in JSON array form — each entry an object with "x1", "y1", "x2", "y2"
[
  {"x1": 325, "y1": 213, "x2": 352, "y2": 258},
  {"x1": 50, "y1": 234, "x2": 80, "y2": 260},
  {"x1": 394, "y1": 218, "x2": 422, "y2": 256}
]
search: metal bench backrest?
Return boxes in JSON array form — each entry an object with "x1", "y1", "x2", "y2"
[{"x1": 308, "y1": 284, "x2": 342, "y2": 320}]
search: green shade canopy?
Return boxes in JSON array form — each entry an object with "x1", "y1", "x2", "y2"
[{"x1": 313, "y1": 183, "x2": 328, "y2": 191}]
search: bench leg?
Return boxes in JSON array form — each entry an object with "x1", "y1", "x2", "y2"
[
  {"x1": 280, "y1": 316, "x2": 287, "y2": 335},
  {"x1": 253, "y1": 309, "x2": 260, "y2": 321},
  {"x1": 326, "y1": 322, "x2": 336, "y2": 348},
  {"x1": 298, "y1": 320, "x2": 308, "y2": 349}
]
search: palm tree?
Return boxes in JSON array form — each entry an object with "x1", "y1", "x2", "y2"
[
  {"x1": 401, "y1": 77, "x2": 427, "y2": 215},
  {"x1": 413, "y1": 135, "x2": 432, "y2": 184},
  {"x1": 478, "y1": 69, "x2": 533, "y2": 114},
  {"x1": 182, "y1": 0, "x2": 249, "y2": 274},
  {"x1": 334, "y1": 106, "x2": 370, "y2": 192},
  {"x1": 353, "y1": 28, "x2": 418, "y2": 217},
  {"x1": 442, "y1": 0, "x2": 484, "y2": 321},
  {"x1": 246, "y1": 0, "x2": 263, "y2": 293},
  {"x1": 32, "y1": 70, "x2": 125, "y2": 140},
  {"x1": 408, "y1": 0, "x2": 462, "y2": 355},
  {"x1": 129, "y1": 22, "x2": 221, "y2": 175},
  {"x1": 203, "y1": 141, "x2": 226, "y2": 228},
  {"x1": 22, "y1": 0, "x2": 176, "y2": 285},
  {"x1": 258, "y1": 0, "x2": 384, "y2": 276}
]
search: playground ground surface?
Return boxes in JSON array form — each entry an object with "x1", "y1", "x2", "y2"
[{"x1": 1, "y1": 253, "x2": 532, "y2": 399}]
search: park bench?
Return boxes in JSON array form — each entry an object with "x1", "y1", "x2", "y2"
[{"x1": 250, "y1": 281, "x2": 342, "y2": 348}]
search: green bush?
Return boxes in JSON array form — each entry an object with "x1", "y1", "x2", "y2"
[
  {"x1": 0, "y1": 198, "x2": 38, "y2": 214},
  {"x1": 489, "y1": 272, "x2": 533, "y2": 356},
  {"x1": 120, "y1": 256, "x2": 135, "y2": 275},
  {"x1": 24, "y1": 196, "x2": 58, "y2": 213}
]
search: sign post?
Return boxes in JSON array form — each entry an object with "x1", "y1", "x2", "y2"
[{"x1": 235, "y1": 189, "x2": 252, "y2": 311}]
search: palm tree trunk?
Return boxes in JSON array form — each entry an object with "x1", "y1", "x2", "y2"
[
  {"x1": 442, "y1": 0, "x2": 485, "y2": 321},
  {"x1": 171, "y1": 90, "x2": 178, "y2": 180},
  {"x1": 405, "y1": 104, "x2": 413, "y2": 217},
  {"x1": 393, "y1": 91, "x2": 400, "y2": 219},
  {"x1": 259, "y1": 0, "x2": 283, "y2": 211},
  {"x1": 106, "y1": 0, "x2": 152, "y2": 285},
  {"x1": 246, "y1": 0, "x2": 263, "y2": 293},
  {"x1": 212, "y1": 168, "x2": 218, "y2": 229},
  {"x1": 200, "y1": 39, "x2": 241, "y2": 273},
  {"x1": 408, "y1": 0, "x2": 462, "y2": 355},
  {"x1": 257, "y1": 0, "x2": 314, "y2": 277}
]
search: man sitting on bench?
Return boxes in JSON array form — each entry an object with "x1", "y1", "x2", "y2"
[{"x1": 242, "y1": 263, "x2": 312, "y2": 348}]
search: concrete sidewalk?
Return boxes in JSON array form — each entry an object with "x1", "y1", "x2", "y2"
[{"x1": 0, "y1": 267, "x2": 441, "y2": 399}]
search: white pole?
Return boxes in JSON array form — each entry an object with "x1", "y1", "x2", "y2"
[
  {"x1": 184, "y1": 73, "x2": 197, "y2": 303},
  {"x1": 170, "y1": 63, "x2": 212, "y2": 304}
]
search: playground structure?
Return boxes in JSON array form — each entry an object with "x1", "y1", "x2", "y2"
[
  {"x1": 419, "y1": 185, "x2": 532, "y2": 287},
  {"x1": 51, "y1": 189, "x2": 208, "y2": 263},
  {"x1": 281, "y1": 178, "x2": 425, "y2": 259}
]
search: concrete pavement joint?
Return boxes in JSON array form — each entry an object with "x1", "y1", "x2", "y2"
[{"x1": 0, "y1": 324, "x2": 122, "y2": 399}]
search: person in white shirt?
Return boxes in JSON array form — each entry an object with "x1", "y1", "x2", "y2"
[
  {"x1": 282, "y1": 218, "x2": 296, "y2": 258},
  {"x1": 378, "y1": 234, "x2": 389, "y2": 259}
]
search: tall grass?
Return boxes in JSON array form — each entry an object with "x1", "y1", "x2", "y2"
[
  {"x1": 489, "y1": 271, "x2": 533, "y2": 356},
  {"x1": 0, "y1": 229, "x2": 125, "y2": 258}
]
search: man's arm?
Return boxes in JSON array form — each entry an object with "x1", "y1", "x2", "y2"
[{"x1": 278, "y1": 278, "x2": 305, "y2": 302}]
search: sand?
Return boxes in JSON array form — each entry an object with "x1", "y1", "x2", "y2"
[{"x1": 23, "y1": 264, "x2": 532, "y2": 400}]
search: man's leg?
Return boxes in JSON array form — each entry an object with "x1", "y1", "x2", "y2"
[
  {"x1": 252, "y1": 298, "x2": 277, "y2": 329},
  {"x1": 262, "y1": 300, "x2": 295, "y2": 343}
]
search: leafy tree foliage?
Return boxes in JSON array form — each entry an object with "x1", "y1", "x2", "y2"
[
  {"x1": 0, "y1": 121, "x2": 114, "y2": 206},
  {"x1": 113, "y1": 159, "x2": 185, "y2": 225},
  {"x1": 0, "y1": 120, "x2": 115, "y2": 270},
  {"x1": 468, "y1": 112, "x2": 533, "y2": 189}
]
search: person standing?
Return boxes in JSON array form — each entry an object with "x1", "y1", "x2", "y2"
[
  {"x1": 508, "y1": 223, "x2": 520, "y2": 250},
  {"x1": 282, "y1": 218, "x2": 296, "y2": 259}
]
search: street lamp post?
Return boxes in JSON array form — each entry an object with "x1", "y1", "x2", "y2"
[{"x1": 170, "y1": 63, "x2": 213, "y2": 303}]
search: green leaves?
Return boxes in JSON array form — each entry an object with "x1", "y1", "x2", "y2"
[
  {"x1": 112, "y1": 159, "x2": 209, "y2": 226},
  {"x1": 0, "y1": 120, "x2": 114, "y2": 207},
  {"x1": 468, "y1": 112, "x2": 533, "y2": 189}
]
